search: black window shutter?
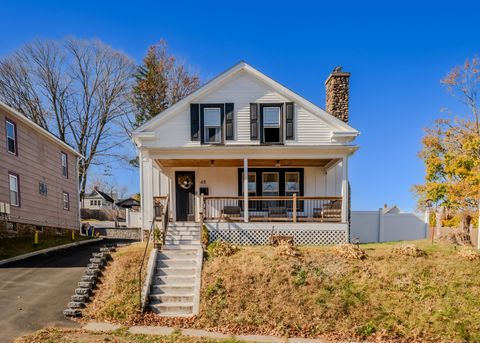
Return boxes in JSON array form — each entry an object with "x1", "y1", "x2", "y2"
[
  {"x1": 250, "y1": 103, "x2": 259, "y2": 140},
  {"x1": 190, "y1": 104, "x2": 200, "y2": 141},
  {"x1": 225, "y1": 103, "x2": 234, "y2": 140},
  {"x1": 285, "y1": 102, "x2": 294, "y2": 140}
]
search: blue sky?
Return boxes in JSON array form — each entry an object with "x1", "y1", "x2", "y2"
[{"x1": 1, "y1": 1, "x2": 478, "y2": 211}]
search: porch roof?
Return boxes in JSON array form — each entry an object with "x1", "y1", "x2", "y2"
[{"x1": 155, "y1": 158, "x2": 339, "y2": 168}]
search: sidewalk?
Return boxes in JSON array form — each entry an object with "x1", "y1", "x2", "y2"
[{"x1": 84, "y1": 322, "x2": 352, "y2": 343}]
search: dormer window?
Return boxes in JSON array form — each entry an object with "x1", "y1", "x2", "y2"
[
  {"x1": 262, "y1": 106, "x2": 281, "y2": 143},
  {"x1": 203, "y1": 108, "x2": 221, "y2": 143}
]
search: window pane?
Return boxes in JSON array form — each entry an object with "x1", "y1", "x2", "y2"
[
  {"x1": 6, "y1": 121, "x2": 15, "y2": 139},
  {"x1": 263, "y1": 107, "x2": 280, "y2": 126},
  {"x1": 204, "y1": 127, "x2": 220, "y2": 143},
  {"x1": 241, "y1": 172, "x2": 256, "y2": 195},
  {"x1": 285, "y1": 172, "x2": 299, "y2": 192},
  {"x1": 204, "y1": 108, "x2": 221, "y2": 126},
  {"x1": 9, "y1": 175, "x2": 17, "y2": 192},
  {"x1": 262, "y1": 173, "x2": 279, "y2": 192}
]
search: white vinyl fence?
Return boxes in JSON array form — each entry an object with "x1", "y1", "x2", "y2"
[
  {"x1": 350, "y1": 210, "x2": 428, "y2": 243},
  {"x1": 126, "y1": 209, "x2": 142, "y2": 228}
]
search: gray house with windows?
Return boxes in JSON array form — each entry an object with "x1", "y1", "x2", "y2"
[{"x1": 0, "y1": 101, "x2": 81, "y2": 236}]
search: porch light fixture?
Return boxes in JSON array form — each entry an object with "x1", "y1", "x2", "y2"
[
  {"x1": 275, "y1": 160, "x2": 280, "y2": 167},
  {"x1": 210, "y1": 160, "x2": 215, "y2": 167}
]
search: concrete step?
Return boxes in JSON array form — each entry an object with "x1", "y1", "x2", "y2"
[
  {"x1": 150, "y1": 301, "x2": 194, "y2": 315},
  {"x1": 150, "y1": 285, "x2": 195, "y2": 295},
  {"x1": 156, "y1": 267, "x2": 196, "y2": 276},
  {"x1": 168, "y1": 222, "x2": 200, "y2": 227},
  {"x1": 154, "y1": 275, "x2": 196, "y2": 285},
  {"x1": 158, "y1": 250, "x2": 198, "y2": 259},
  {"x1": 156, "y1": 259, "x2": 196, "y2": 268},
  {"x1": 149, "y1": 293, "x2": 194, "y2": 303},
  {"x1": 165, "y1": 234, "x2": 199, "y2": 240},
  {"x1": 166, "y1": 230, "x2": 200, "y2": 236},
  {"x1": 165, "y1": 239, "x2": 200, "y2": 245}
]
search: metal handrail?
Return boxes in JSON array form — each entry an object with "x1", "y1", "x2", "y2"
[{"x1": 138, "y1": 194, "x2": 169, "y2": 311}]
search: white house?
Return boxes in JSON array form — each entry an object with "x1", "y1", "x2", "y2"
[
  {"x1": 81, "y1": 187, "x2": 116, "y2": 210},
  {"x1": 133, "y1": 62, "x2": 359, "y2": 245}
]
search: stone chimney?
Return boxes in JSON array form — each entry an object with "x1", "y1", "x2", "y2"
[{"x1": 325, "y1": 66, "x2": 350, "y2": 123}]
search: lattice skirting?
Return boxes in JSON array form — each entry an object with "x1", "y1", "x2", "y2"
[{"x1": 208, "y1": 229, "x2": 347, "y2": 245}]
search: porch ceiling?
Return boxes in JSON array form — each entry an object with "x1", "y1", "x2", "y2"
[{"x1": 155, "y1": 158, "x2": 336, "y2": 168}]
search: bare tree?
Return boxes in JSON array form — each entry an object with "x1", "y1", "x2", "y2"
[{"x1": 0, "y1": 38, "x2": 136, "y2": 199}]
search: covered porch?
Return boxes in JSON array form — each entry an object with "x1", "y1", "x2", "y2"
[{"x1": 151, "y1": 154, "x2": 349, "y2": 225}]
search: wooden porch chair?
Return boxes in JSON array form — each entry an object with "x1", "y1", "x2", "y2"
[
  {"x1": 268, "y1": 206, "x2": 287, "y2": 218},
  {"x1": 322, "y1": 200, "x2": 342, "y2": 221},
  {"x1": 220, "y1": 205, "x2": 242, "y2": 222}
]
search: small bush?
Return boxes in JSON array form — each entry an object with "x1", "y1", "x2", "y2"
[
  {"x1": 207, "y1": 240, "x2": 239, "y2": 258},
  {"x1": 201, "y1": 224, "x2": 209, "y2": 247},
  {"x1": 334, "y1": 244, "x2": 367, "y2": 260},
  {"x1": 358, "y1": 322, "x2": 376, "y2": 338},
  {"x1": 392, "y1": 244, "x2": 426, "y2": 257}
]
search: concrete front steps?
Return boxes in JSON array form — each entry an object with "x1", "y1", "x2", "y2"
[{"x1": 148, "y1": 222, "x2": 202, "y2": 317}]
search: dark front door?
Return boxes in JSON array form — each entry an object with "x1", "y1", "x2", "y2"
[{"x1": 175, "y1": 171, "x2": 195, "y2": 221}]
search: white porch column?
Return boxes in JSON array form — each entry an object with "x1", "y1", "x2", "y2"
[
  {"x1": 341, "y1": 156, "x2": 349, "y2": 223},
  {"x1": 243, "y1": 158, "x2": 249, "y2": 222}
]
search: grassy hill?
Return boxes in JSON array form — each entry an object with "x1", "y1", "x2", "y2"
[{"x1": 83, "y1": 240, "x2": 480, "y2": 342}]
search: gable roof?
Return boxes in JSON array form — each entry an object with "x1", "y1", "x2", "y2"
[
  {"x1": 0, "y1": 101, "x2": 82, "y2": 157},
  {"x1": 132, "y1": 61, "x2": 359, "y2": 139},
  {"x1": 85, "y1": 188, "x2": 115, "y2": 203}
]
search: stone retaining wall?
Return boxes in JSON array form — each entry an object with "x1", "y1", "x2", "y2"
[
  {"x1": 0, "y1": 221, "x2": 77, "y2": 239},
  {"x1": 93, "y1": 227, "x2": 141, "y2": 240}
]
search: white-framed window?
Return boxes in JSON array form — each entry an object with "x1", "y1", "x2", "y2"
[
  {"x1": 6, "y1": 119, "x2": 17, "y2": 155},
  {"x1": 39, "y1": 181, "x2": 48, "y2": 196},
  {"x1": 285, "y1": 172, "x2": 300, "y2": 197},
  {"x1": 203, "y1": 108, "x2": 222, "y2": 143},
  {"x1": 241, "y1": 172, "x2": 257, "y2": 196},
  {"x1": 262, "y1": 107, "x2": 281, "y2": 143},
  {"x1": 262, "y1": 172, "x2": 279, "y2": 196},
  {"x1": 61, "y1": 152, "x2": 68, "y2": 178},
  {"x1": 9, "y1": 173, "x2": 19, "y2": 206},
  {"x1": 63, "y1": 192, "x2": 69, "y2": 210}
]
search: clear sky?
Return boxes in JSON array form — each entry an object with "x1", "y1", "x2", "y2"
[{"x1": 1, "y1": 0, "x2": 478, "y2": 211}]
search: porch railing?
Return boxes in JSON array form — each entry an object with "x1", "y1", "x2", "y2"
[{"x1": 202, "y1": 195, "x2": 342, "y2": 222}]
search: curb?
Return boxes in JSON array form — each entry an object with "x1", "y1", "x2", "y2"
[
  {"x1": 0, "y1": 237, "x2": 103, "y2": 266},
  {"x1": 83, "y1": 322, "x2": 335, "y2": 343}
]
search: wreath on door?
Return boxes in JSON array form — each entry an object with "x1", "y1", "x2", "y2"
[{"x1": 178, "y1": 175, "x2": 193, "y2": 189}]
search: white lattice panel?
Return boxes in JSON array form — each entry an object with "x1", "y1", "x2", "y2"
[{"x1": 208, "y1": 229, "x2": 347, "y2": 245}]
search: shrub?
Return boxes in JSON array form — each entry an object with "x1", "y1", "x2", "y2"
[
  {"x1": 334, "y1": 244, "x2": 367, "y2": 260},
  {"x1": 207, "y1": 240, "x2": 238, "y2": 258},
  {"x1": 201, "y1": 224, "x2": 209, "y2": 248},
  {"x1": 392, "y1": 244, "x2": 426, "y2": 257}
]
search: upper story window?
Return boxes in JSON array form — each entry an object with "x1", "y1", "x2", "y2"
[
  {"x1": 6, "y1": 119, "x2": 17, "y2": 155},
  {"x1": 9, "y1": 173, "x2": 20, "y2": 207},
  {"x1": 203, "y1": 108, "x2": 222, "y2": 144},
  {"x1": 61, "y1": 152, "x2": 68, "y2": 178},
  {"x1": 262, "y1": 107, "x2": 281, "y2": 144}
]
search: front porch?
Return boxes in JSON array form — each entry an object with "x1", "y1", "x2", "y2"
[{"x1": 145, "y1": 150, "x2": 351, "y2": 245}]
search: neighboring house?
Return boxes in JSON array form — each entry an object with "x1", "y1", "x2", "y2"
[
  {"x1": 0, "y1": 101, "x2": 82, "y2": 236},
  {"x1": 133, "y1": 62, "x2": 359, "y2": 245},
  {"x1": 81, "y1": 187, "x2": 116, "y2": 210}
]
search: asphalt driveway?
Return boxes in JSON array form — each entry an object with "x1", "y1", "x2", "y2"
[{"x1": 0, "y1": 238, "x2": 133, "y2": 343}]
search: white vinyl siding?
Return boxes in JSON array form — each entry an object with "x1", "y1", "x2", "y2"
[{"x1": 152, "y1": 71, "x2": 336, "y2": 147}]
